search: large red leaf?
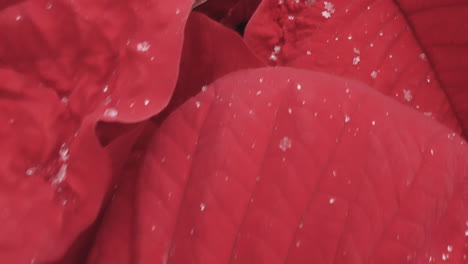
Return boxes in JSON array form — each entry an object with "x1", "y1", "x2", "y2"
[
  {"x1": 0, "y1": 0, "x2": 196, "y2": 261},
  {"x1": 0, "y1": 0, "x2": 194, "y2": 122},
  {"x1": 88, "y1": 67, "x2": 467, "y2": 263},
  {"x1": 0, "y1": 70, "x2": 111, "y2": 263},
  {"x1": 394, "y1": 0, "x2": 468, "y2": 138},
  {"x1": 244, "y1": 0, "x2": 466, "y2": 136}
]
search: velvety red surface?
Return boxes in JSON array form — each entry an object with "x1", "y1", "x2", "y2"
[{"x1": 0, "y1": 0, "x2": 467, "y2": 263}]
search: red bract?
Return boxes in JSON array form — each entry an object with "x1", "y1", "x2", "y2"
[
  {"x1": 90, "y1": 67, "x2": 468, "y2": 263},
  {"x1": 1, "y1": 0, "x2": 467, "y2": 263},
  {"x1": 244, "y1": 0, "x2": 468, "y2": 135}
]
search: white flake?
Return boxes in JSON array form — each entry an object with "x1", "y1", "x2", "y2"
[
  {"x1": 403, "y1": 89, "x2": 412, "y2": 102},
  {"x1": 329, "y1": 197, "x2": 336, "y2": 204},
  {"x1": 201, "y1": 85, "x2": 208, "y2": 92},
  {"x1": 288, "y1": 15, "x2": 295, "y2": 20},
  {"x1": 296, "y1": 84, "x2": 302, "y2": 90},
  {"x1": 371, "y1": 71, "x2": 378, "y2": 79},
  {"x1": 352, "y1": 56, "x2": 360, "y2": 65},
  {"x1": 195, "y1": 101, "x2": 201, "y2": 108},
  {"x1": 447, "y1": 245, "x2": 453, "y2": 252},
  {"x1": 26, "y1": 167, "x2": 36, "y2": 176},
  {"x1": 278, "y1": 137, "x2": 292, "y2": 152},
  {"x1": 53, "y1": 164, "x2": 68, "y2": 184},
  {"x1": 136, "y1": 41, "x2": 151, "y2": 52},
  {"x1": 322, "y1": 11, "x2": 331, "y2": 18},
  {"x1": 103, "y1": 85, "x2": 109, "y2": 93},
  {"x1": 269, "y1": 54, "x2": 278, "y2": 61},
  {"x1": 442, "y1": 253, "x2": 449, "y2": 261},
  {"x1": 348, "y1": 35, "x2": 353, "y2": 40},
  {"x1": 104, "y1": 108, "x2": 118, "y2": 118},
  {"x1": 200, "y1": 203, "x2": 206, "y2": 211},
  {"x1": 144, "y1": 99, "x2": 150, "y2": 106},
  {"x1": 344, "y1": 115, "x2": 351, "y2": 123}
]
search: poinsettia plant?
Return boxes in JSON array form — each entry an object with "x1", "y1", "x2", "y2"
[{"x1": 1, "y1": 0, "x2": 468, "y2": 263}]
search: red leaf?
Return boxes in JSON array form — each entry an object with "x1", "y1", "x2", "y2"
[
  {"x1": 0, "y1": 0, "x2": 195, "y2": 122},
  {"x1": 244, "y1": 0, "x2": 466, "y2": 136},
  {"x1": 161, "y1": 11, "x2": 265, "y2": 116},
  {"x1": 88, "y1": 67, "x2": 468, "y2": 263},
  {"x1": 195, "y1": 0, "x2": 262, "y2": 33}
]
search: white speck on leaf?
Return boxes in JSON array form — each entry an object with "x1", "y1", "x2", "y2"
[
  {"x1": 256, "y1": 90, "x2": 262, "y2": 96},
  {"x1": 200, "y1": 203, "x2": 206, "y2": 211},
  {"x1": 136, "y1": 41, "x2": 151, "y2": 52},
  {"x1": 297, "y1": 84, "x2": 302, "y2": 90},
  {"x1": 16, "y1": 15, "x2": 22, "y2": 21},
  {"x1": 353, "y1": 56, "x2": 360, "y2": 65},
  {"x1": 447, "y1": 245, "x2": 453, "y2": 252},
  {"x1": 104, "y1": 108, "x2": 118, "y2": 118},
  {"x1": 371, "y1": 120, "x2": 376, "y2": 126},
  {"x1": 403, "y1": 89, "x2": 412, "y2": 102},
  {"x1": 201, "y1": 85, "x2": 208, "y2": 92},
  {"x1": 322, "y1": 11, "x2": 331, "y2": 18},
  {"x1": 144, "y1": 99, "x2": 150, "y2": 106},
  {"x1": 344, "y1": 115, "x2": 351, "y2": 123},
  {"x1": 195, "y1": 101, "x2": 201, "y2": 108},
  {"x1": 279, "y1": 137, "x2": 292, "y2": 152},
  {"x1": 288, "y1": 108, "x2": 293, "y2": 114},
  {"x1": 329, "y1": 197, "x2": 336, "y2": 204},
  {"x1": 371, "y1": 71, "x2": 378, "y2": 79}
]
